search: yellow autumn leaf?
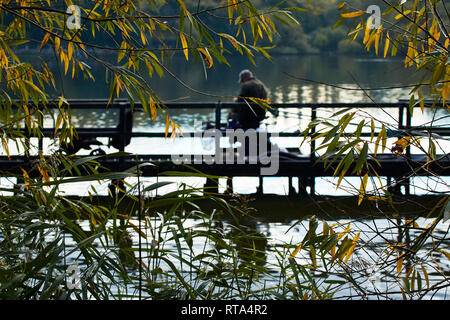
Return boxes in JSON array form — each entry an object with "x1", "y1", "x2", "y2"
[
  {"x1": 140, "y1": 31, "x2": 146, "y2": 45},
  {"x1": 218, "y1": 33, "x2": 241, "y2": 52},
  {"x1": 197, "y1": 47, "x2": 213, "y2": 68},
  {"x1": 400, "y1": 287, "x2": 407, "y2": 300},
  {"x1": 336, "y1": 168, "x2": 348, "y2": 191},
  {"x1": 170, "y1": 120, "x2": 176, "y2": 140},
  {"x1": 358, "y1": 173, "x2": 368, "y2": 206},
  {"x1": 115, "y1": 75, "x2": 121, "y2": 97},
  {"x1": 367, "y1": 195, "x2": 388, "y2": 201},
  {"x1": 39, "y1": 191, "x2": 47, "y2": 205},
  {"x1": 363, "y1": 21, "x2": 371, "y2": 44},
  {"x1": 68, "y1": 42, "x2": 74, "y2": 61},
  {"x1": 341, "y1": 11, "x2": 366, "y2": 18},
  {"x1": 129, "y1": 222, "x2": 148, "y2": 240},
  {"x1": 344, "y1": 232, "x2": 360, "y2": 262},
  {"x1": 395, "y1": 10, "x2": 411, "y2": 20},
  {"x1": 438, "y1": 249, "x2": 450, "y2": 260},
  {"x1": 228, "y1": 4, "x2": 233, "y2": 24},
  {"x1": 38, "y1": 165, "x2": 50, "y2": 183},
  {"x1": 338, "y1": 2, "x2": 346, "y2": 10},
  {"x1": 406, "y1": 265, "x2": 414, "y2": 279},
  {"x1": 336, "y1": 224, "x2": 351, "y2": 242},
  {"x1": 351, "y1": 23, "x2": 361, "y2": 41},
  {"x1": 179, "y1": 32, "x2": 188, "y2": 61},
  {"x1": 71, "y1": 61, "x2": 76, "y2": 79},
  {"x1": 25, "y1": 80, "x2": 44, "y2": 98},
  {"x1": 177, "y1": 0, "x2": 187, "y2": 12},
  {"x1": 248, "y1": 97, "x2": 272, "y2": 104},
  {"x1": 55, "y1": 36, "x2": 60, "y2": 52},
  {"x1": 165, "y1": 113, "x2": 170, "y2": 138},
  {"x1": 1, "y1": 137, "x2": 10, "y2": 159},
  {"x1": 397, "y1": 256, "x2": 403, "y2": 275},
  {"x1": 21, "y1": 168, "x2": 30, "y2": 189},
  {"x1": 394, "y1": 136, "x2": 411, "y2": 149},
  {"x1": 384, "y1": 32, "x2": 390, "y2": 58},
  {"x1": 290, "y1": 243, "x2": 303, "y2": 258},
  {"x1": 374, "y1": 26, "x2": 382, "y2": 55},
  {"x1": 227, "y1": 0, "x2": 237, "y2": 24},
  {"x1": 40, "y1": 33, "x2": 51, "y2": 51},
  {"x1": 64, "y1": 59, "x2": 70, "y2": 76},
  {"x1": 442, "y1": 77, "x2": 449, "y2": 107},
  {"x1": 149, "y1": 97, "x2": 157, "y2": 124},
  {"x1": 174, "y1": 122, "x2": 183, "y2": 137},
  {"x1": 365, "y1": 30, "x2": 378, "y2": 51},
  {"x1": 90, "y1": 214, "x2": 97, "y2": 227},
  {"x1": 420, "y1": 264, "x2": 430, "y2": 288},
  {"x1": 54, "y1": 112, "x2": 63, "y2": 135}
]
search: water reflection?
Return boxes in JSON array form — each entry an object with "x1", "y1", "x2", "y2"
[
  {"x1": 21, "y1": 52, "x2": 420, "y2": 103},
  {"x1": 34, "y1": 53, "x2": 439, "y2": 136},
  {"x1": 229, "y1": 216, "x2": 268, "y2": 267}
]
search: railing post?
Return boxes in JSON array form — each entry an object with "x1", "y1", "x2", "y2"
[
  {"x1": 310, "y1": 105, "x2": 317, "y2": 196},
  {"x1": 119, "y1": 102, "x2": 126, "y2": 151},
  {"x1": 406, "y1": 105, "x2": 412, "y2": 158},
  {"x1": 398, "y1": 103, "x2": 404, "y2": 130},
  {"x1": 395, "y1": 103, "x2": 406, "y2": 196},
  {"x1": 111, "y1": 102, "x2": 127, "y2": 203},
  {"x1": 257, "y1": 176, "x2": 263, "y2": 195},
  {"x1": 202, "y1": 101, "x2": 222, "y2": 195},
  {"x1": 215, "y1": 101, "x2": 221, "y2": 129},
  {"x1": 38, "y1": 109, "x2": 43, "y2": 155},
  {"x1": 405, "y1": 105, "x2": 412, "y2": 195}
]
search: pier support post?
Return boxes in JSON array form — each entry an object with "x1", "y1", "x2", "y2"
[
  {"x1": 215, "y1": 101, "x2": 221, "y2": 129},
  {"x1": 225, "y1": 177, "x2": 233, "y2": 194},
  {"x1": 256, "y1": 176, "x2": 263, "y2": 195},
  {"x1": 297, "y1": 176, "x2": 308, "y2": 195},
  {"x1": 387, "y1": 176, "x2": 402, "y2": 195},
  {"x1": 204, "y1": 178, "x2": 218, "y2": 194}
]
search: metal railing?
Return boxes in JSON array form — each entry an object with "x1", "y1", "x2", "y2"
[{"x1": 31, "y1": 99, "x2": 450, "y2": 152}]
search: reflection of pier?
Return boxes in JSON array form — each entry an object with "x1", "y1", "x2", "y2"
[{"x1": 2, "y1": 99, "x2": 449, "y2": 198}]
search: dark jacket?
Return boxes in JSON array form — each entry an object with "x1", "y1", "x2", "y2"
[{"x1": 233, "y1": 77, "x2": 268, "y2": 129}]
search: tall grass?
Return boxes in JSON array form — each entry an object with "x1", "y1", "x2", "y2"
[{"x1": 1, "y1": 152, "x2": 449, "y2": 299}]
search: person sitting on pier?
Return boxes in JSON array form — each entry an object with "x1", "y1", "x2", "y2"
[
  {"x1": 229, "y1": 70, "x2": 302, "y2": 162},
  {"x1": 225, "y1": 70, "x2": 271, "y2": 162},
  {"x1": 229, "y1": 69, "x2": 269, "y2": 130}
]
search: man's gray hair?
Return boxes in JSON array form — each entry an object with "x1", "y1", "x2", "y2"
[{"x1": 238, "y1": 69, "x2": 253, "y2": 83}]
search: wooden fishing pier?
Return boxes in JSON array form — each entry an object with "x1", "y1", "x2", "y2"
[{"x1": 1, "y1": 99, "x2": 449, "y2": 202}]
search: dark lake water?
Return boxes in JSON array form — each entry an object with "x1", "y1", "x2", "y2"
[{"x1": 57, "y1": 54, "x2": 418, "y2": 103}]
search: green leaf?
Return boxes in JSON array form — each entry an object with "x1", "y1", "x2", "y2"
[
  {"x1": 142, "y1": 181, "x2": 175, "y2": 193},
  {"x1": 358, "y1": 174, "x2": 368, "y2": 205},
  {"x1": 118, "y1": 41, "x2": 127, "y2": 63},
  {"x1": 333, "y1": 17, "x2": 346, "y2": 29},
  {"x1": 409, "y1": 95, "x2": 415, "y2": 117},
  {"x1": 353, "y1": 142, "x2": 368, "y2": 174}
]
